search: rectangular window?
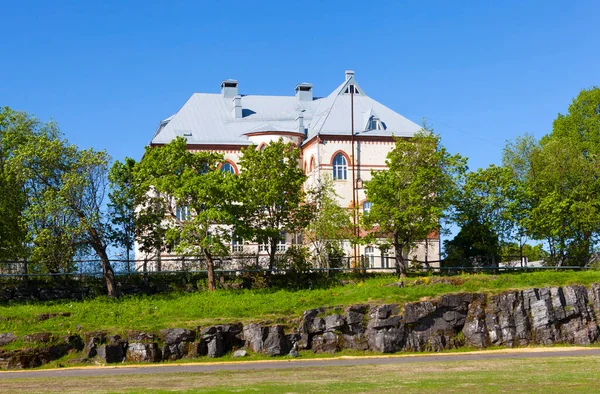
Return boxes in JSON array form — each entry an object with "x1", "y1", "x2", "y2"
[
  {"x1": 277, "y1": 233, "x2": 286, "y2": 252},
  {"x1": 175, "y1": 205, "x2": 190, "y2": 221},
  {"x1": 363, "y1": 201, "x2": 373, "y2": 214},
  {"x1": 231, "y1": 235, "x2": 244, "y2": 253},
  {"x1": 365, "y1": 246, "x2": 375, "y2": 268}
]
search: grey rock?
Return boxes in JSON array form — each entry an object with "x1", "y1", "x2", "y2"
[
  {"x1": 127, "y1": 331, "x2": 157, "y2": 342},
  {"x1": 233, "y1": 349, "x2": 247, "y2": 358},
  {"x1": 311, "y1": 317, "x2": 326, "y2": 333},
  {"x1": 126, "y1": 342, "x2": 161, "y2": 362},
  {"x1": 96, "y1": 344, "x2": 125, "y2": 363},
  {"x1": 312, "y1": 331, "x2": 341, "y2": 353},
  {"x1": 243, "y1": 323, "x2": 268, "y2": 353},
  {"x1": 462, "y1": 294, "x2": 488, "y2": 348},
  {"x1": 83, "y1": 331, "x2": 107, "y2": 359},
  {"x1": 288, "y1": 349, "x2": 299, "y2": 357},
  {"x1": 23, "y1": 332, "x2": 53, "y2": 343},
  {"x1": 341, "y1": 333, "x2": 369, "y2": 350},
  {"x1": 204, "y1": 331, "x2": 224, "y2": 358},
  {"x1": 160, "y1": 328, "x2": 195, "y2": 345},
  {"x1": 263, "y1": 325, "x2": 289, "y2": 356},
  {"x1": 367, "y1": 326, "x2": 404, "y2": 353},
  {"x1": 0, "y1": 333, "x2": 17, "y2": 346},
  {"x1": 368, "y1": 305, "x2": 401, "y2": 329},
  {"x1": 300, "y1": 308, "x2": 324, "y2": 334},
  {"x1": 325, "y1": 314, "x2": 345, "y2": 331}
]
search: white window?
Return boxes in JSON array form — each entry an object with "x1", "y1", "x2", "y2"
[
  {"x1": 175, "y1": 205, "x2": 190, "y2": 221},
  {"x1": 367, "y1": 116, "x2": 385, "y2": 131},
  {"x1": 221, "y1": 162, "x2": 235, "y2": 174},
  {"x1": 231, "y1": 235, "x2": 244, "y2": 253},
  {"x1": 333, "y1": 153, "x2": 348, "y2": 180},
  {"x1": 381, "y1": 249, "x2": 390, "y2": 269},
  {"x1": 258, "y1": 243, "x2": 268, "y2": 253},
  {"x1": 277, "y1": 233, "x2": 286, "y2": 252},
  {"x1": 365, "y1": 246, "x2": 375, "y2": 268},
  {"x1": 363, "y1": 201, "x2": 373, "y2": 214},
  {"x1": 291, "y1": 232, "x2": 303, "y2": 245}
]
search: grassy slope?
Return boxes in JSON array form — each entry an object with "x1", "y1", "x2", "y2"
[
  {"x1": 1, "y1": 355, "x2": 600, "y2": 393},
  {"x1": 1, "y1": 271, "x2": 600, "y2": 338}
]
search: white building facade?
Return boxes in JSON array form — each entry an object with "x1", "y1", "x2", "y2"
[{"x1": 144, "y1": 70, "x2": 440, "y2": 269}]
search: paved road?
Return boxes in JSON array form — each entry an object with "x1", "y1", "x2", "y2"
[{"x1": 2, "y1": 348, "x2": 600, "y2": 379}]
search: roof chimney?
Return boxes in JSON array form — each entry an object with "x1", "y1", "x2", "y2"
[
  {"x1": 232, "y1": 95, "x2": 242, "y2": 118},
  {"x1": 295, "y1": 83, "x2": 313, "y2": 101},
  {"x1": 221, "y1": 79, "x2": 238, "y2": 98},
  {"x1": 296, "y1": 112, "x2": 305, "y2": 134},
  {"x1": 345, "y1": 70, "x2": 355, "y2": 81}
]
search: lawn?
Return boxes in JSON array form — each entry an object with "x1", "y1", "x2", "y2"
[
  {"x1": 1, "y1": 354, "x2": 599, "y2": 393},
  {"x1": 1, "y1": 270, "x2": 600, "y2": 338}
]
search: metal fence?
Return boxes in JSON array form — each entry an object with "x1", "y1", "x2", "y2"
[{"x1": 0, "y1": 254, "x2": 590, "y2": 279}]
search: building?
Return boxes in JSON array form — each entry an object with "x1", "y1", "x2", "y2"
[{"x1": 144, "y1": 70, "x2": 440, "y2": 269}]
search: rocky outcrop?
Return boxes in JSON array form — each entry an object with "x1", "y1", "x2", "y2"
[{"x1": 4, "y1": 283, "x2": 600, "y2": 369}]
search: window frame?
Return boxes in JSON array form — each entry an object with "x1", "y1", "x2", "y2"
[
  {"x1": 332, "y1": 152, "x2": 348, "y2": 180},
  {"x1": 365, "y1": 246, "x2": 375, "y2": 268}
]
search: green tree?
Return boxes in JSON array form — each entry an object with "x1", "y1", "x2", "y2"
[
  {"x1": 0, "y1": 108, "x2": 29, "y2": 263},
  {"x1": 236, "y1": 139, "x2": 309, "y2": 271},
  {"x1": 443, "y1": 219, "x2": 501, "y2": 267},
  {"x1": 305, "y1": 176, "x2": 351, "y2": 269},
  {"x1": 11, "y1": 125, "x2": 119, "y2": 295},
  {"x1": 526, "y1": 87, "x2": 600, "y2": 266},
  {"x1": 135, "y1": 137, "x2": 236, "y2": 291},
  {"x1": 108, "y1": 157, "x2": 136, "y2": 273},
  {"x1": 364, "y1": 128, "x2": 467, "y2": 276},
  {"x1": 501, "y1": 133, "x2": 537, "y2": 261},
  {"x1": 500, "y1": 242, "x2": 548, "y2": 265},
  {"x1": 450, "y1": 165, "x2": 516, "y2": 266}
]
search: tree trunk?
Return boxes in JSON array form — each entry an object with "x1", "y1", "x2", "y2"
[
  {"x1": 393, "y1": 233, "x2": 407, "y2": 278},
  {"x1": 86, "y1": 227, "x2": 119, "y2": 298},
  {"x1": 204, "y1": 249, "x2": 216, "y2": 291},
  {"x1": 92, "y1": 242, "x2": 119, "y2": 298},
  {"x1": 268, "y1": 238, "x2": 277, "y2": 272}
]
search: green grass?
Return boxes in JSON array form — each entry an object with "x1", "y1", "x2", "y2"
[
  {"x1": 1, "y1": 270, "x2": 600, "y2": 338},
  {"x1": 2, "y1": 355, "x2": 600, "y2": 393}
]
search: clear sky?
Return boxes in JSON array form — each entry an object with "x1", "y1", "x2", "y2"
[{"x1": 1, "y1": 0, "x2": 599, "y2": 172}]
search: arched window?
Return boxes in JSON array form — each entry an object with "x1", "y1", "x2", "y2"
[
  {"x1": 220, "y1": 162, "x2": 235, "y2": 174},
  {"x1": 309, "y1": 156, "x2": 315, "y2": 172},
  {"x1": 333, "y1": 153, "x2": 347, "y2": 180}
]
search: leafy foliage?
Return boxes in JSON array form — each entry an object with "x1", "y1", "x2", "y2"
[
  {"x1": 4, "y1": 110, "x2": 118, "y2": 295},
  {"x1": 305, "y1": 176, "x2": 351, "y2": 268},
  {"x1": 108, "y1": 158, "x2": 137, "y2": 272},
  {"x1": 135, "y1": 137, "x2": 237, "y2": 290},
  {"x1": 0, "y1": 108, "x2": 30, "y2": 262},
  {"x1": 364, "y1": 127, "x2": 467, "y2": 276},
  {"x1": 235, "y1": 139, "x2": 309, "y2": 270}
]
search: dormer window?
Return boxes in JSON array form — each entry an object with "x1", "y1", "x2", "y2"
[
  {"x1": 367, "y1": 116, "x2": 385, "y2": 131},
  {"x1": 344, "y1": 84, "x2": 360, "y2": 94}
]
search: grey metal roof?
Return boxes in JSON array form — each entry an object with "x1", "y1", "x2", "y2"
[{"x1": 151, "y1": 73, "x2": 421, "y2": 146}]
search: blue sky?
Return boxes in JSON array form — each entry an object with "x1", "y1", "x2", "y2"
[{"x1": 1, "y1": 0, "x2": 599, "y2": 172}]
